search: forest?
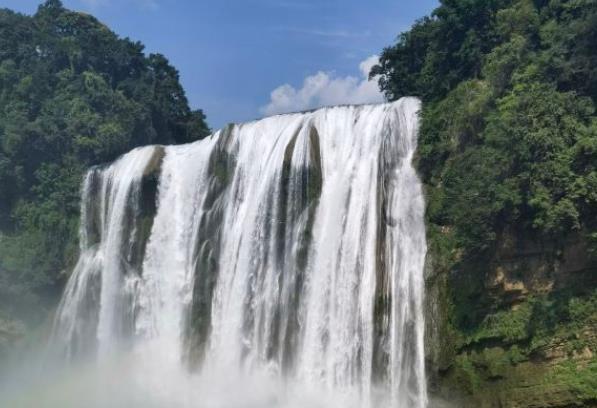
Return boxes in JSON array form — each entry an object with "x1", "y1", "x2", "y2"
[
  {"x1": 372, "y1": 0, "x2": 596, "y2": 404},
  {"x1": 373, "y1": 0, "x2": 597, "y2": 258},
  {"x1": 0, "y1": 0, "x2": 209, "y2": 344}
]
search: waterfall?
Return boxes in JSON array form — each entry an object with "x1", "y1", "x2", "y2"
[{"x1": 50, "y1": 98, "x2": 428, "y2": 408}]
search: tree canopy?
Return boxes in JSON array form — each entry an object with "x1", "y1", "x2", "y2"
[
  {"x1": 373, "y1": 0, "x2": 597, "y2": 258},
  {"x1": 0, "y1": 0, "x2": 210, "y2": 323}
]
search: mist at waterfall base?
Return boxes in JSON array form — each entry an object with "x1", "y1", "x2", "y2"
[{"x1": 0, "y1": 99, "x2": 428, "y2": 408}]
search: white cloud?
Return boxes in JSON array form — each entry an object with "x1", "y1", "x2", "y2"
[
  {"x1": 359, "y1": 55, "x2": 379, "y2": 78},
  {"x1": 260, "y1": 55, "x2": 384, "y2": 116}
]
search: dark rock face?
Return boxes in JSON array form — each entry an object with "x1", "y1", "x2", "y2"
[
  {"x1": 425, "y1": 230, "x2": 597, "y2": 407},
  {"x1": 131, "y1": 146, "x2": 165, "y2": 271},
  {"x1": 184, "y1": 125, "x2": 236, "y2": 368}
]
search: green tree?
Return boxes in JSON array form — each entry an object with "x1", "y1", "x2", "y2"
[
  {"x1": 374, "y1": 0, "x2": 597, "y2": 257},
  {"x1": 0, "y1": 0, "x2": 210, "y2": 326}
]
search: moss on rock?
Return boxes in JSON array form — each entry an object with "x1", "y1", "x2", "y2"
[{"x1": 425, "y1": 223, "x2": 597, "y2": 407}]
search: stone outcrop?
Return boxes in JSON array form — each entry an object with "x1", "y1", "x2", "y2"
[{"x1": 425, "y1": 229, "x2": 597, "y2": 407}]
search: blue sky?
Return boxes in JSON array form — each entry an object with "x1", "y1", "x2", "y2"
[{"x1": 2, "y1": 0, "x2": 438, "y2": 129}]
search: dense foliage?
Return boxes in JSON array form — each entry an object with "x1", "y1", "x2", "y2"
[
  {"x1": 0, "y1": 0, "x2": 210, "y2": 325},
  {"x1": 375, "y1": 1, "x2": 597, "y2": 403},
  {"x1": 373, "y1": 0, "x2": 597, "y2": 257}
]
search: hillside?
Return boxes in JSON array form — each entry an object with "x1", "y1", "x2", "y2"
[
  {"x1": 0, "y1": 0, "x2": 210, "y2": 356},
  {"x1": 373, "y1": 0, "x2": 597, "y2": 406}
]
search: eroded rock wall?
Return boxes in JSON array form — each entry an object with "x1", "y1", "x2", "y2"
[{"x1": 426, "y1": 230, "x2": 597, "y2": 407}]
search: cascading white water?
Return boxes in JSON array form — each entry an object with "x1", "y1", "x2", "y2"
[{"x1": 48, "y1": 98, "x2": 428, "y2": 408}]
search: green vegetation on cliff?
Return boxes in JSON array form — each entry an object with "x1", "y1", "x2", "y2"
[
  {"x1": 374, "y1": 0, "x2": 597, "y2": 406},
  {"x1": 0, "y1": 0, "x2": 210, "y2": 340},
  {"x1": 374, "y1": 0, "x2": 597, "y2": 257}
]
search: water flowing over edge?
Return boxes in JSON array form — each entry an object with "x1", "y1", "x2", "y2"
[{"x1": 45, "y1": 98, "x2": 428, "y2": 408}]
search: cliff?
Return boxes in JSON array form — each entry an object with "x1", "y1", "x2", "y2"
[
  {"x1": 370, "y1": 0, "x2": 597, "y2": 405},
  {"x1": 425, "y1": 227, "x2": 597, "y2": 407}
]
